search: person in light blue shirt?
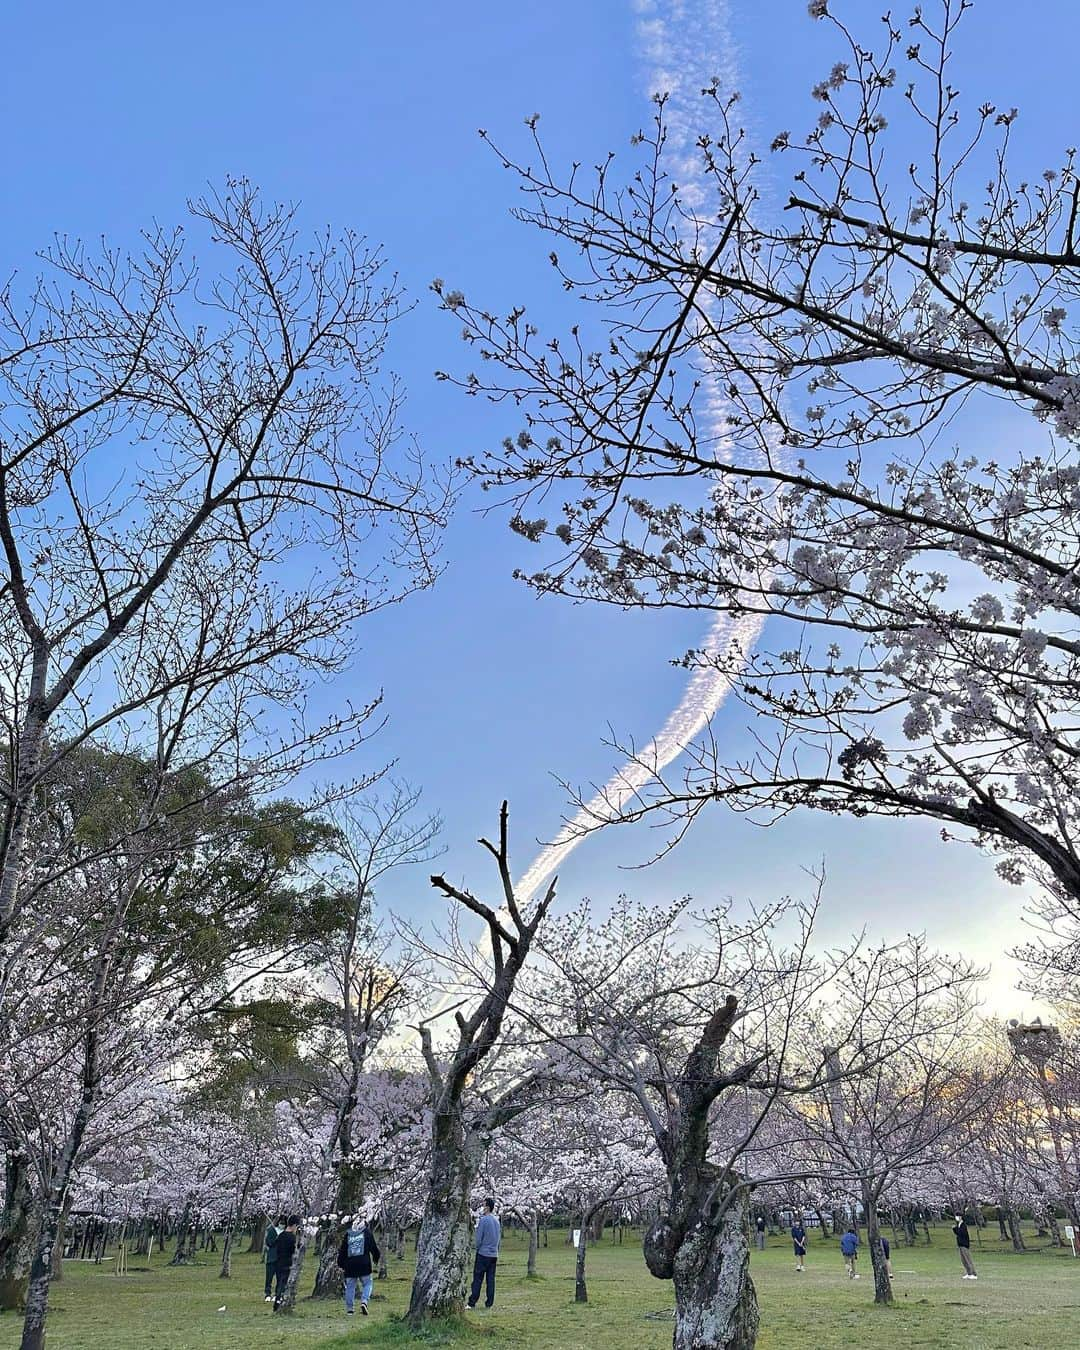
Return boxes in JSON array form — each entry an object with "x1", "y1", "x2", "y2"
[{"x1": 467, "y1": 1198, "x2": 501, "y2": 1310}]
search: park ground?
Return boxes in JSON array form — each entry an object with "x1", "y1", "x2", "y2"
[{"x1": 0, "y1": 1226, "x2": 1076, "y2": 1349}]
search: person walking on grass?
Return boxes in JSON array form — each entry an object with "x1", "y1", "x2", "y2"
[
  {"x1": 791, "y1": 1218, "x2": 808, "y2": 1272},
  {"x1": 272, "y1": 1216, "x2": 300, "y2": 1309},
  {"x1": 840, "y1": 1225, "x2": 860, "y2": 1279},
  {"x1": 263, "y1": 1217, "x2": 283, "y2": 1302},
  {"x1": 754, "y1": 1214, "x2": 767, "y2": 1251},
  {"x1": 952, "y1": 1215, "x2": 978, "y2": 1280},
  {"x1": 467, "y1": 1198, "x2": 501, "y2": 1310},
  {"x1": 337, "y1": 1215, "x2": 380, "y2": 1317}
]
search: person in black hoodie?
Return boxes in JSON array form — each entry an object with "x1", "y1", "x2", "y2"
[
  {"x1": 263, "y1": 1217, "x2": 283, "y2": 1301},
  {"x1": 952, "y1": 1215, "x2": 978, "y2": 1279},
  {"x1": 272, "y1": 1216, "x2": 300, "y2": 1308},
  {"x1": 337, "y1": 1217, "x2": 381, "y2": 1316}
]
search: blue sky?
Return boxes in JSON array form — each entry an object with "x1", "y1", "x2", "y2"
[{"x1": 2, "y1": 0, "x2": 1071, "y2": 1010}]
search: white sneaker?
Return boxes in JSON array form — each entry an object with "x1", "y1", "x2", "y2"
[{"x1": 264, "y1": 1296, "x2": 272, "y2": 1302}]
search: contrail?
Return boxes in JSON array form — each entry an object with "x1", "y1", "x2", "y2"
[
  {"x1": 405, "y1": 3, "x2": 763, "y2": 1053},
  {"x1": 511, "y1": 0, "x2": 764, "y2": 904}
]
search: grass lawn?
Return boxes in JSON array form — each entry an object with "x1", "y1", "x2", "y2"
[{"x1": 0, "y1": 1226, "x2": 1076, "y2": 1349}]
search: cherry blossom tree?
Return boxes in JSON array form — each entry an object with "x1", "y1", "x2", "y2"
[
  {"x1": 520, "y1": 889, "x2": 898, "y2": 1350},
  {"x1": 0, "y1": 743, "x2": 336, "y2": 1347},
  {"x1": 433, "y1": 0, "x2": 1080, "y2": 973},
  {"x1": 0, "y1": 176, "x2": 450, "y2": 993},
  {"x1": 788, "y1": 941, "x2": 989, "y2": 1304},
  {"x1": 280, "y1": 788, "x2": 436, "y2": 1303},
  {"x1": 403, "y1": 804, "x2": 560, "y2": 1328}
]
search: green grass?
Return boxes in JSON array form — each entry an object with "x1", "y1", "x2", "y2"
[{"x1": 0, "y1": 1226, "x2": 1076, "y2": 1349}]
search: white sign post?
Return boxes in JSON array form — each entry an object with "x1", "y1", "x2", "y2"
[
  {"x1": 572, "y1": 1229, "x2": 581, "y2": 1249},
  {"x1": 1065, "y1": 1224, "x2": 1076, "y2": 1258}
]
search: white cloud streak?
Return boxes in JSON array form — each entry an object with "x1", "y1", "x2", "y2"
[{"x1": 511, "y1": 0, "x2": 765, "y2": 904}]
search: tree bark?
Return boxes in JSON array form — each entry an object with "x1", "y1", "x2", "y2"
[
  {"x1": 273, "y1": 1228, "x2": 308, "y2": 1315},
  {"x1": 0, "y1": 711, "x2": 46, "y2": 953},
  {"x1": 642, "y1": 997, "x2": 761, "y2": 1350},
  {"x1": 527, "y1": 1214, "x2": 538, "y2": 1276},
  {"x1": 647, "y1": 1184, "x2": 758, "y2": 1350},
  {"x1": 311, "y1": 1160, "x2": 363, "y2": 1299},
  {"x1": 168, "y1": 1199, "x2": 196, "y2": 1266},
  {"x1": 575, "y1": 1211, "x2": 589, "y2": 1303},
  {"x1": 19, "y1": 1038, "x2": 98, "y2": 1350},
  {"x1": 246, "y1": 1215, "x2": 267, "y2": 1255},
  {"x1": 50, "y1": 1196, "x2": 73, "y2": 1285},
  {"x1": 0, "y1": 1149, "x2": 36, "y2": 1312},
  {"x1": 863, "y1": 1185, "x2": 893, "y2": 1306},
  {"x1": 406, "y1": 1113, "x2": 480, "y2": 1326}
]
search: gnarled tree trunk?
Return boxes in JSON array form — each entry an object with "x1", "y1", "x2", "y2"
[
  {"x1": 311, "y1": 1159, "x2": 364, "y2": 1298},
  {"x1": 406, "y1": 1114, "x2": 481, "y2": 1325},
  {"x1": 0, "y1": 1150, "x2": 36, "y2": 1312},
  {"x1": 406, "y1": 806, "x2": 557, "y2": 1328},
  {"x1": 646, "y1": 1181, "x2": 758, "y2": 1350},
  {"x1": 642, "y1": 996, "x2": 762, "y2": 1350}
]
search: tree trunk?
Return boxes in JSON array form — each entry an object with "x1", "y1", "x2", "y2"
[
  {"x1": 310, "y1": 1226, "x2": 341, "y2": 1300},
  {"x1": 527, "y1": 1214, "x2": 538, "y2": 1277},
  {"x1": 646, "y1": 1183, "x2": 758, "y2": 1350},
  {"x1": 168, "y1": 1200, "x2": 195, "y2": 1266},
  {"x1": 50, "y1": 1196, "x2": 73, "y2": 1285},
  {"x1": 19, "y1": 1038, "x2": 98, "y2": 1350},
  {"x1": 312, "y1": 1160, "x2": 363, "y2": 1299},
  {"x1": 220, "y1": 1225, "x2": 234, "y2": 1279},
  {"x1": 0, "y1": 713, "x2": 46, "y2": 950},
  {"x1": 405, "y1": 1113, "x2": 479, "y2": 1327},
  {"x1": 863, "y1": 1185, "x2": 892, "y2": 1306},
  {"x1": 247, "y1": 1215, "x2": 268, "y2": 1255},
  {"x1": 0, "y1": 1149, "x2": 37, "y2": 1312},
  {"x1": 1007, "y1": 1207, "x2": 1026, "y2": 1253},
  {"x1": 901, "y1": 1206, "x2": 917, "y2": 1246},
  {"x1": 273, "y1": 1228, "x2": 308, "y2": 1315},
  {"x1": 575, "y1": 1211, "x2": 588, "y2": 1303}
]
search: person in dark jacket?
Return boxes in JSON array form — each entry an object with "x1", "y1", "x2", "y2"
[
  {"x1": 272, "y1": 1216, "x2": 300, "y2": 1309},
  {"x1": 791, "y1": 1219, "x2": 808, "y2": 1272},
  {"x1": 840, "y1": 1225, "x2": 860, "y2": 1278},
  {"x1": 263, "y1": 1218, "x2": 281, "y2": 1300},
  {"x1": 337, "y1": 1218, "x2": 381, "y2": 1316},
  {"x1": 952, "y1": 1215, "x2": 978, "y2": 1279}
]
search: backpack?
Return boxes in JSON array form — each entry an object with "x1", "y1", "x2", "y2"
[{"x1": 347, "y1": 1228, "x2": 366, "y2": 1258}]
